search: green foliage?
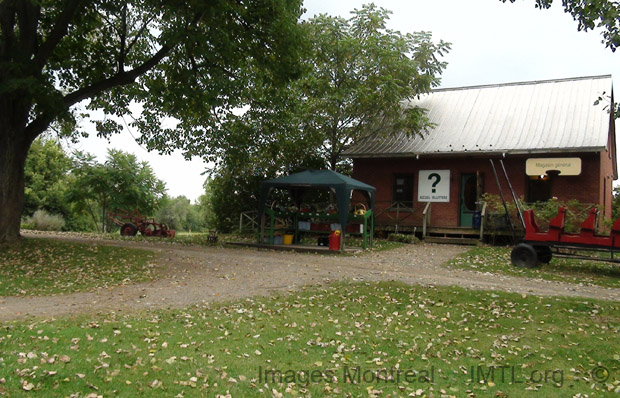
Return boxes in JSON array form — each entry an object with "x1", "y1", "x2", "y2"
[
  {"x1": 205, "y1": 4, "x2": 450, "y2": 172},
  {"x1": 23, "y1": 209, "x2": 66, "y2": 231},
  {"x1": 1, "y1": 0, "x2": 304, "y2": 142},
  {"x1": 156, "y1": 195, "x2": 206, "y2": 232},
  {"x1": 501, "y1": 0, "x2": 620, "y2": 51},
  {"x1": 23, "y1": 137, "x2": 72, "y2": 218},
  {"x1": 204, "y1": 5, "x2": 449, "y2": 230},
  {"x1": 0, "y1": 282, "x2": 618, "y2": 396},
  {"x1": 388, "y1": 233, "x2": 420, "y2": 244},
  {"x1": 0, "y1": 238, "x2": 157, "y2": 296},
  {"x1": 22, "y1": 137, "x2": 94, "y2": 231},
  {"x1": 0, "y1": 0, "x2": 305, "y2": 243},
  {"x1": 67, "y1": 150, "x2": 166, "y2": 233},
  {"x1": 613, "y1": 186, "x2": 620, "y2": 220},
  {"x1": 204, "y1": 173, "x2": 263, "y2": 233},
  {"x1": 482, "y1": 193, "x2": 596, "y2": 233}
]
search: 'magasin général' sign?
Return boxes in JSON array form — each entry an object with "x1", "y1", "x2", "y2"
[{"x1": 525, "y1": 158, "x2": 582, "y2": 176}]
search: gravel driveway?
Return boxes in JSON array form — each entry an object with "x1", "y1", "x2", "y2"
[{"x1": 2, "y1": 234, "x2": 620, "y2": 321}]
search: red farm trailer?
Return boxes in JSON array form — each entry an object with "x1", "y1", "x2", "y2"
[{"x1": 511, "y1": 206, "x2": 620, "y2": 268}]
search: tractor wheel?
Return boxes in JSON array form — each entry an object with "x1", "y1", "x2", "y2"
[
  {"x1": 535, "y1": 245, "x2": 553, "y2": 264},
  {"x1": 511, "y1": 243, "x2": 540, "y2": 268},
  {"x1": 120, "y1": 223, "x2": 137, "y2": 236}
]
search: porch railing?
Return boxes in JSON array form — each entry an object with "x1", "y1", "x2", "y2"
[
  {"x1": 373, "y1": 201, "x2": 426, "y2": 232},
  {"x1": 239, "y1": 211, "x2": 259, "y2": 233}
]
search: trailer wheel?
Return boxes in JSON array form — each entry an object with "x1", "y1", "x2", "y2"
[
  {"x1": 120, "y1": 223, "x2": 137, "y2": 236},
  {"x1": 511, "y1": 243, "x2": 540, "y2": 268},
  {"x1": 535, "y1": 245, "x2": 552, "y2": 263}
]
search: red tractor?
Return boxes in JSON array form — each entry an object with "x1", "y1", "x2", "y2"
[{"x1": 107, "y1": 210, "x2": 175, "y2": 238}]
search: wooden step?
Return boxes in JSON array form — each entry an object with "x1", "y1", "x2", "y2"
[{"x1": 424, "y1": 237, "x2": 480, "y2": 245}]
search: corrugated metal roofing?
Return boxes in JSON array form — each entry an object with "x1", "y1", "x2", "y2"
[{"x1": 345, "y1": 75, "x2": 614, "y2": 157}]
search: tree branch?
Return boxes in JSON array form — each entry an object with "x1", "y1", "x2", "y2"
[
  {"x1": 24, "y1": 44, "x2": 171, "y2": 140},
  {"x1": 118, "y1": 4, "x2": 127, "y2": 73},
  {"x1": 126, "y1": 15, "x2": 156, "y2": 54},
  {"x1": 34, "y1": 0, "x2": 84, "y2": 69},
  {"x1": 16, "y1": 0, "x2": 39, "y2": 56},
  {"x1": 0, "y1": 0, "x2": 17, "y2": 61}
]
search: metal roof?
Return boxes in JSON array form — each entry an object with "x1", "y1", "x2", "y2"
[{"x1": 345, "y1": 75, "x2": 614, "y2": 158}]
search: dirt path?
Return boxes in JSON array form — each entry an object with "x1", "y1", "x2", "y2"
[{"x1": 2, "y1": 234, "x2": 620, "y2": 321}]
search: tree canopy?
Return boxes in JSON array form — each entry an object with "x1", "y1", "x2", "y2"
[
  {"x1": 23, "y1": 137, "x2": 72, "y2": 219},
  {"x1": 203, "y1": 4, "x2": 450, "y2": 173},
  {"x1": 202, "y1": 5, "x2": 450, "y2": 230},
  {"x1": 0, "y1": 0, "x2": 304, "y2": 243},
  {"x1": 67, "y1": 150, "x2": 166, "y2": 233},
  {"x1": 501, "y1": 0, "x2": 620, "y2": 51}
]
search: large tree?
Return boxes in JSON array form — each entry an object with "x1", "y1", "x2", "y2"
[
  {"x1": 201, "y1": 5, "x2": 450, "y2": 230},
  {"x1": 502, "y1": 0, "x2": 620, "y2": 51},
  {"x1": 200, "y1": 5, "x2": 450, "y2": 174},
  {"x1": 0, "y1": 0, "x2": 303, "y2": 243}
]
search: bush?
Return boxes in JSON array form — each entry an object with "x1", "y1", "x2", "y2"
[
  {"x1": 25, "y1": 209, "x2": 66, "y2": 231},
  {"x1": 388, "y1": 233, "x2": 419, "y2": 244},
  {"x1": 20, "y1": 220, "x2": 35, "y2": 230},
  {"x1": 481, "y1": 194, "x2": 597, "y2": 234}
]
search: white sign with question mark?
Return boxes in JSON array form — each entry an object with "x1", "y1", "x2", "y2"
[{"x1": 418, "y1": 170, "x2": 450, "y2": 202}]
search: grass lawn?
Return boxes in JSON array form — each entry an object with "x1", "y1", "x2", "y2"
[
  {"x1": 0, "y1": 238, "x2": 158, "y2": 296},
  {"x1": 1, "y1": 281, "x2": 618, "y2": 397},
  {"x1": 447, "y1": 246, "x2": 620, "y2": 289}
]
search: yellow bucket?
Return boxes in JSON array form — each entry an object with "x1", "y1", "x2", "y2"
[{"x1": 283, "y1": 234, "x2": 294, "y2": 245}]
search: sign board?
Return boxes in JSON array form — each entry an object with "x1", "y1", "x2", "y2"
[
  {"x1": 525, "y1": 158, "x2": 582, "y2": 176},
  {"x1": 418, "y1": 170, "x2": 450, "y2": 202}
]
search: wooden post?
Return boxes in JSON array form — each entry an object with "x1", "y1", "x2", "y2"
[
  {"x1": 422, "y1": 202, "x2": 431, "y2": 237},
  {"x1": 259, "y1": 213, "x2": 265, "y2": 244},
  {"x1": 479, "y1": 201, "x2": 487, "y2": 241}
]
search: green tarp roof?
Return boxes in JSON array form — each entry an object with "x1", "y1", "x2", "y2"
[
  {"x1": 258, "y1": 170, "x2": 375, "y2": 234},
  {"x1": 262, "y1": 170, "x2": 376, "y2": 191}
]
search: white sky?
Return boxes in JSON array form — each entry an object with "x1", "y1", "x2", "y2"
[{"x1": 75, "y1": 0, "x2": 620, "y2": 202}]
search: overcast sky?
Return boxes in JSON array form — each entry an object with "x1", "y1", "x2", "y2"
[{"x1": 75, "y1": 0, "x2": 620, "y2": 202}]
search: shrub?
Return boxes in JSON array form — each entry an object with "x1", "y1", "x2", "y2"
[
  {"x1": 25, "y1": 209, "x2": 66, "y2": 231},
  {"x1": 388, "y1": 233, "x2": 419, "y2": 244},
  {"x1": 20, "y1": 220, "x2": 35, "y2": 230},
  {"x1": 481, "y1": 194, "x2": 597, "y2": 234}
]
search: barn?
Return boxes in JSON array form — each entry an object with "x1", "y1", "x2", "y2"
[{"x1": 345, "y1": 75, "x2": 617, "y2": 241}]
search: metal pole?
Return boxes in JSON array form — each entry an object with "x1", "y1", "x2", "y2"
[
  {"x1": 499, "y1": 159, "x2": 526, "y2": 230},
  {"x1": 489, "y1": 159, "x2": 517, "y2": 244}
]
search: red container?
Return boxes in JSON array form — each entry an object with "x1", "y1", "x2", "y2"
[
  {"x1": 312, "y1": 223, "x2": 330, "y2": 232},
  {"x1": 346, "y1": 224, "x2": 362, "y2": 233},
  {"x1": 329, "y1": 230, "x2": 341, "y2": 251}
]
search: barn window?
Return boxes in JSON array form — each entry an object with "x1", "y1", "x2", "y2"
[
  {"x1": 527, "y1": 174, "x2": 552, "y2": 202},
  {"x1": 393, "y1": 174, "x2": 414, "y2": 206}
]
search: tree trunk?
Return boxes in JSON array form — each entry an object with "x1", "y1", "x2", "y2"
[{"x1": 0, "y1": 130, "x2": 33, "y2": 243}]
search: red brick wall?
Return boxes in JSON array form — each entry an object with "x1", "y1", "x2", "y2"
[{"x1": 353, "y1": 152, "x2": 607, "y2": 227}]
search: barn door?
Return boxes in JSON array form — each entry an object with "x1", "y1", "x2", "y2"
[{"x1": 459, "y1": 173, "x2": 477, "y2": 227}]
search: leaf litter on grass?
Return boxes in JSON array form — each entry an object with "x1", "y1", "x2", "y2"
[
  {"x1": 0, "y1": 238, "x2": 158, "y2": 296},
  {"x1": 447, "y1": 246, "x2": 620, "y2": 289},
  {"x1": 0, "y1": 281, "x2": 619, "y2": 397}
]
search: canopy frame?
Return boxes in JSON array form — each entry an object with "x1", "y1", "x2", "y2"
[{"x1": 258, "y1": 170, "x2": 375, "y2": 250}]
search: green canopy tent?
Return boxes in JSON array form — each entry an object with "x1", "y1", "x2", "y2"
[{"x1": 258, "y1": 170, "x2": 375, "y2": 249}]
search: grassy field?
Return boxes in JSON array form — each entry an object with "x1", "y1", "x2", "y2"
[
  {"x1": 0, "y1": 238, "x2": 158, "y2": 296},
  {"x1": 447, "y1": 246, "x2": 620, "y2": 289},
  {"x1": 0, "y1": 281, "x2": 618, "y2": 397}
]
